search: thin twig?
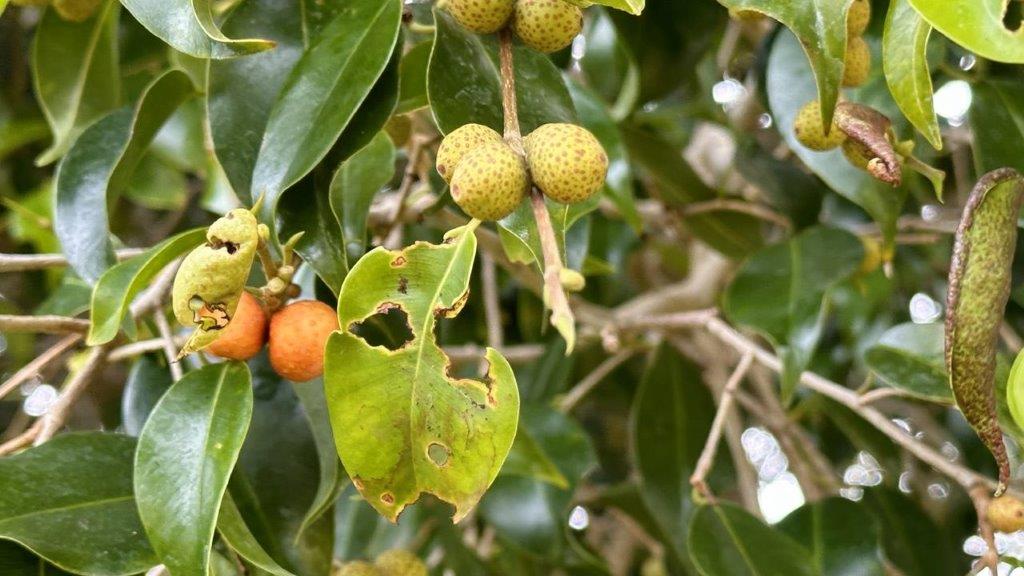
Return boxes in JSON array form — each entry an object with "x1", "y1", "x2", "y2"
[
  {"x1": 0, "y1": 421, "x2": 42, "y2": 456},
  {"x1": 858, "y1": 386, "x2": 912, "y2": 406},
  {"x1": 480, "y1": 253, "x2": 504, "y2": 348},
  {"x1": 559, "y1": 348, "x2": 638, "y2": 412},
  {"x1": 691, "y1": 353, "x2": 754, "y2": 499},
  {"x1": 0, "y1": 248, "x2": 145, "y2": 272},
  {"x1": 33, "y1": 344, "x2": 114, "y2": 446},
  {"x1": 153, "y1": 312, "x2": 183, "y2": 382},
  {"x1": 970, "y1": 484, "x2": 999, "y2": 574},
  {"x1": 0, "y1": 334, "x2": 81, "y2": 400},
  {"x1": 0, "y1": 314, "x2": 89, "y2": 334},
  {"x1": 108, "y1": 335, "x2": 188, "y2": 362},
  {"x1": 382, "y1": 136, "x2": 427, "y2": 248},
  {"x1": 681, "y1": 198, "x2": 792, "y2": 231},
  {"x1": 445, "y1": 344, "x2": 545, "y2": 365}
]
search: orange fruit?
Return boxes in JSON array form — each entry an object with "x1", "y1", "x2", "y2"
[
  {"x1": 268, "y1": 300, "x2": 339, "y2": 382},
  {"x1": 206, "y1": 291, "x2": 267, "y2": 361}
]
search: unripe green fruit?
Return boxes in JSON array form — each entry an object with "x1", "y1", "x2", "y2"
[
  {"x1": 842, "y1": 36, "x2": 871, "y2": 87},
  {"x1": 512, "y1": 0, "x2": 583, "y2": 54},
  {"x1": 793, "y1": 100, "x2": 846, "y2": 151},
  {"x1": 449, "y1": 0, "x2": 515, "y2": 34},
  {"x1": 436, "y1": 124, "x2": 503, "y2": 183},
  {"x1": 847, "y1": 0, "x2": 871, "y2": 36},
  {"x1": 525, "y1": 123, "x2": 608, "y2": 204},
  {"x1": 450, "y1": 141, "x2": 529, "y2": 221},
  {"x1": 375, "y1": 550, "x2": 427, "y2": 576},
  {"x1": 335, "y1": 561, "x2": 381, "y2": 576},
  {"x1": 988, "y1": 495, "x2": 1024, "y2": 533}
]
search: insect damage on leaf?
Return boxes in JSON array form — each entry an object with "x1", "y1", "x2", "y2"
[
  {"x1": 324, "y1": 223, "x2": 520, "y2": 524},
  {"x1": 946, "y1": 168, "x2": 1024, "y2": 495}
]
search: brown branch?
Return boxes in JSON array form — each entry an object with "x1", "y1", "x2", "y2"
[
  {"x1": 970, "y1": 484, "x2": 999, "y2": 574},
  {"x1": 0, "y1": 334, "x2": 82, "y2": 400},
  {"x1": 0, "y1": 315, "x2": 89, "y2": 335},
  {"x1": 681, "y1": 198, "x2": 792, "y2": 231},
  {"x1": 480, "y1": 253, "x2": 504, "y2": 348},
  {"x1": 33, "y1": 343, "x2": 114, "y2": 446},
  {"x1": 153, "y1": 312, "x2": 183, "y2": 382},
  {"x1": 382, "y1": 136, "x2": 428, "y2": 248},
  {"x1": 0, "y1": 248, "x2": 145, "y2": 272},
  {"x1": 691, "y1": 353, "x2": 755, "y2": 499},
  {"x1": 559, "y1": 347, "x2": 638, "y2": 412}
]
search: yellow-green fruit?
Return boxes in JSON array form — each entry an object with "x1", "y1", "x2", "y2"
[
  {"x1": 336, "y1": 561, "x2": 381, "y2": 576},
  {"x1": 450, "y1": 142, "x2": 529, "y2": 221},
  {"x1": 847, "y1": 0, "x2": 871, "y2": 36},
  {"x1": 841, "y1": 139, "x2": 873, "y2": 170},
  {"x1": 524, "y1": 123, "x2": 608, "y2": 204},
  {"x1": 449, "y1": 0, "x2": 515, "y2": 33},
  {"x1": 793, "y1": 100, "x2": 846, "y2": 151},
  {"x1": 843, "y1": 36, "x2": 871, "y2": 87},
  {"x1": 374, "y1": 550, "x2": 427, "y2": 576},
  {"x1": 52, "y1": 0, "x2": 103, "y2": 21},
  {"x1": 512, "y1": 0, "x2": 583, "y2": 53},
  {"x1": 436, "y1": 123, "x2": 503, "y2": 183},
  {"x1": 988, "y1": 495, "x2": 1024, "y2": 533}
]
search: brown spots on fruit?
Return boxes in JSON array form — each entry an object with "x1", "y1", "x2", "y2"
[{"x1": 524, "y1": 123, "x2": 608, "y2": 205}]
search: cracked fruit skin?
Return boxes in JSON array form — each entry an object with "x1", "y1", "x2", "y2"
[
  {"x1": 847, "y1": 0, "x2": 870, "y2": 36},
  {"x1": 450, "y1": 141, "x2": 529, "y2": 221},
  {"x1": 375, "y1": 550, "x2": 427, "y2": 576},
  {"x1": 512, "y1": 0, "x2": 583, "y2": 53},
  {"x1": 988, "y1": 495, "x2": 1024, "y2": 533},
  {"x1": 842, "y1": 36, "x2": 871, "y2": 87},
  {"x1": 449, "y1": 0, "x2": 515, "y2": 34},
  {"x1": 206, "y1": 291, "x2": 267, "y2": 360},
  {"x1": 794, "y1": 100, "x2": 846, "y2": 151},
  {"x1": 269, "y1": 300, "x2": 340, "y2": 382},
  {"x1": 436, "y1": 123, "x2": 503, "y2": 183},
  {"x1": 525, "y1": 123, "x2": 608, "y2": 205},
  {"x1": 335, "y1": 561, "x2": 381, "y2": 576}
]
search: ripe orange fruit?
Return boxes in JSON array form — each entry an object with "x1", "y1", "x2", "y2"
[
  {"x1": 206, "y1": 291, "x2": 267, "y2": 361},
  {"x1": 268, "y1": 300, "x2": 339, "y2": 382}
]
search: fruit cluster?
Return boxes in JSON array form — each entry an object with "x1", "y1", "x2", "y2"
[
  {"x1": 437, "y1": 122, "x2": 608, "y2": 221},
  {"x1": 335, "y1": 549, "x2": 427, "y2": 576},
  {"x1": 450, "y1": 0, "x2": 585, "y2": 53}
]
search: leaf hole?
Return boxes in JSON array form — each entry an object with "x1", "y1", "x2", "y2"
[
  {"x1": 348, "y1": 303, "x2": 414, "y2": 351},
  {"x1": 427, "y1": 442, "x2": 450, "y2": 467},
  {"x1": 1005, "y1": 1, "x2": 1023, "y2": 32}
]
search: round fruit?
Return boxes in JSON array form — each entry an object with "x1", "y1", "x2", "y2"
[
  {"x1": 436, "y1": 124, "x2": 503, "y2": 183},
  {"x1": 206, "y1": 291, "x2": 268, "y2": 360},
  {"x1": 375, "y1": 549, "x2": 427, "y2": 576},
  {"x1": 988, "y1": 495, "x2": 1024, "y2": 533},
  {"x1": 847, "y1": 0, "x2": 871, "y2": 36},
  {"x1": 524, "y1": 123, "x2": 608, "y2": 204},
  {"x1": 793, "y1": 100, "x2": 846, "y2": 151},
  {"x1": 841, "y1": 139, "x2": 874, "y2": 170},
  {"x1": 335, "y1": 561, "x2": 381, "y2": 576},
  {"x1": 512, "y1": 0, "x2": 583, "y2": 54},
  {"x1": 449, "y1": 0, "x2": 515, "y2": 34},
  {"x1": 843, "y1": 36, "x2": 871, "y2": 87},
  {"x1": 268, "y1": 300, "x2": 339, "y2": 382},
  {"x1": 450, "y1": 141, "x2": 529, "y2": 221}
]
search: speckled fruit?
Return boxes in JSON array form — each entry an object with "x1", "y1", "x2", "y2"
[
  {"x1": 449, "y1": 0, "x2": 515, "y2": 33},
  {"x1": 512, "y1": 0, "x2": 583, "y2": 53},
  {"x1": 450, "y1": 141, "x2": 529, "y2": 221},
  {"x1": 436, "y1": 124, "x2": 503, "y2": 183},
  {"x1": 524, "y1": 123, "x2": 608, "y2": 204},
  {"x1": 843, "y1": 36, "x2": 871, "y2": 87},
  {"x1": 375, "y1": 550, "x2": 427, "y2": 576},
  {"x1": 206, "y1": 291, "x2": 267, "y2": 360},
  {"x1": 268, "y1": 300, "x2": 339, "y2": 382},
  {"x1": 793, "y1": 100, "x2": 846, "y2": 151},
  {"x1": 841, "y1": 138, "x2": 873, "y2": 170},
  {"x1": 335, "y1": 561, "x2": 381, "y2": 576},
  {"x1": 988, "y1": 495, "x2": 1024, "y2": 533},
  {"x1": 847, "y1": 0, "x2": 871, "y2": 36}
]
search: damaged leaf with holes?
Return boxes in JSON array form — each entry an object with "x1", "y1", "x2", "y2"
[{"x1": 324, "y1": 223, "x2": 520, "y2": 523}]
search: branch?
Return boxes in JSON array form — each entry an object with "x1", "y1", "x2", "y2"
[
  {"x1": 559, "y1": 347, "x2": 638, "y2": 412},
  {"x1": 681, "y1": 198, "x2": 792, "y2": 231},
  {"x1": 33, "y1": 343, "x2": 114, "y2": 445},
  {"x1": 0, "y1": 314, "x2": 89, "y2": 335},
  {"x1": 0, "y1": 334, "x2": 81, "y2": 400},
  {"x1": 153, "y1": 312, "x2": 183, "y2": 382},
  {"x1": 0, "y1": 248, "x2": 145, "y2": 272},
  {"x1": 691, "y1": 353, "x2": 754, "y2": 499}
]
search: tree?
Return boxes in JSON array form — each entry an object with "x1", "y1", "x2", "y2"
[{"x1": 2, "y1": 0, "x2": 1024, "y2": 573}]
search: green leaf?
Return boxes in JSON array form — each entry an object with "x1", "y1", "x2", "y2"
[
  {"x1": 501, "y1": 428, "x2": 570, "y2": 488},
  {"x1": 734, "y1": 141, "x2": 823, "y2": 230},
  {"x1": 883, "y1": 0, "x2": 941, "y2": 150},
  {"x1": 325, "y1": 223, "x2": 520, "y2": 522},
  {"x1": 427, "y1": 9, "x2": 576, "y2": 135},
  {"x1": 723, "y1": 227, "x2": 863, "y2": 401},
  {"x1": 716, "y1": 0, "x2": 851, "y2": 127},
  {"x1": 217, "y1": 495, "x2": 295, "y2": 576},
  {"x1": 579, "y1": 8, "x2": 640, "y2": 119},
  {"x1": 1006, "y1": 347, "x2": 1024, "y2": 435},
  {"x1": 688, "y1": 502, "x2": 815, "y2": 576},
  {"x1": 277, "y1": 177, "x2": 349, "y2": 295},
  {"x1": 0, "y1": 433, "x2": 156, "y2": 576},
  {"x1": 864, "y1": 322, "x2": 952, "y2": 403},
  {"x1": 767, "y1": 30, "x2": 908, "y2": 247},
  {"x1": 293, "y1": 380, "x2": 345, "y2": 540},
  {"x1": 331, "y1": 131, "x2": 396, "y2": 264},
  {"x1": 31, "y1": 0, "x2": 120, "y2": 165},
  {"x1": 87, "y1": 227, "x2": 205, "y2": 345},
  {"x1": 397, "y1": 41, "x2": 431, "y2": 114},
  {"x1": 581, "y1": 0, "x2": 644, "y2": 15},
  {"x1": 861, "y1": 488, "x2": 957, "y2": 576},
  {"x1": 908, "y1": 0, "x2": 1024, "y2": 63},
  {"x1": 631, "y1": 344, "x2": 716, "y2": 570},
  {"x1": 252, "y1": 0, "x2": 402, "y2": 216},
  {"x1": 120, "y1": 0, "x2": 273, "y2": 59},
  {"x1": 777, "y1": 498, "x2": 885, "y2": 576},
  {"x1": 54, "y1": 70, "x2": 195, "y2": 284},
  {"x1": 121, "y1": 355, "x2": 174, "y2": 436},
  {"x1": 135, "y1": 362, "x2": 253, "y2": 576},
  {"x1": 970, "y1": 80, "x2": 1024, "y2": 175}
]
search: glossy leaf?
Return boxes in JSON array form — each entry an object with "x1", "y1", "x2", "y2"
[
  {"x1": 970, "y1": 80, "x2": 1024, "y2": 175},
  {"x1": 121, "y1": 355, "x2": 174, "y2": 436},
  {"x1": 251, "y1": 0, "x2": 402, "y2": 216},
  {"x1": 294, "y1": 380, "x2": 345, "y2": 540},
  {"x1": 397, "y1": 41, "x2": 431, "y2": 114},
  {"x1": 777, "y1": 498, "x2": 885, "y2": 576},
  {"x1": 688, "y1": 502, "x2": 814, "y2": 576},
  {"x1": 427, "y1": 9, "x2": 576, "y2": 135},
  {"x1": 54, "y1": 70, "x2": 194, "y2": 284},
  {"x1": 585, "y1": 0, "x2": 644, "y2": 15},
  {"x1": 87, "y1": 227, "x2": 205, "y2": 345},
  {"x1": 580, "y1": 8, "x2": 640, "y2": 119},
  {"x1": 217, "y1": 495, "x2": 295, "y2": 576},
  {"x1": 631, "y1": 345, "x2": 716, "y2": 569},
  {"x1": 861, "y1": 488, "x2": 957, "y2": 576},
  {"x1": 120, "y1": 0, "x2": 274, "y2": 59},
  {"x1": 864, "y1": 322, "x2": 952, "y2": 403},
  {"x1": 883, "y1": 0, "x2": 941, "y2": 150},
  {"x1": 908, "y1": 0, "x2": 1024, "y2": 63},
  {"x1": 723, "y1": 227, "x2": 863, "y2": 401},
  {"x1": 0, "y1": 433, "x2": 156, "y2": 576},
  {"x1": 325, "y1": 224, "x2": 520, "y2": 522},
  {"x1": 31, "y1": 0, "x2": 120, "y2": 165},
  {"x1": 135, "y1": 362, "x2": 253, "y2": 576},
  {"x1": 331, "y1": 131, "x2": 396, "y2": 264}
]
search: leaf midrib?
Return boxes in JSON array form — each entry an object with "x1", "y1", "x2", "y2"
[{"x1": 0, "y1": 494, "x2": 133, "y2": 527}]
